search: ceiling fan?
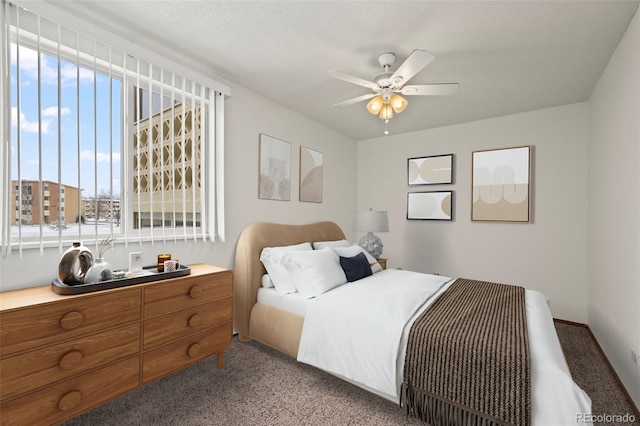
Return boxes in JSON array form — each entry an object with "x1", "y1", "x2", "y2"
[{"x1": 329, "y1": 49, "x2": 458, "y2": 132}]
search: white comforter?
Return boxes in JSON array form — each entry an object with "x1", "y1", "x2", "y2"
[{"x1": 297, "y1": 269, "x2": 593, "y2": 426}]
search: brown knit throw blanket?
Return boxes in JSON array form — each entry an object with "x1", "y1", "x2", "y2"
[{"x1": 401, "y1": 278, "x2": 530, "y2": 426}]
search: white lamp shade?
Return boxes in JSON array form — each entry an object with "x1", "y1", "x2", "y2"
[{"x1": 353, "y1": 210, "x2": 389, "y2": 233}]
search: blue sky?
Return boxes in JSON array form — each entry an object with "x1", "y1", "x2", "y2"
[{"x1": 10, "y1": 44, "x2": 121, "y2": 198}]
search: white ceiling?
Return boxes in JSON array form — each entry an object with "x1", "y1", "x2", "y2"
[{"x1": 60, "y1": 0, "x2": 639, "y2": 140}]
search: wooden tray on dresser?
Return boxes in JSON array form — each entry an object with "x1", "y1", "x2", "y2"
[{"x1": 51, "y1": 264, "x2": 191, "y2": 295}]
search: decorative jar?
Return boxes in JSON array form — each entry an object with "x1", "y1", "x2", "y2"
[
  {"x1": 84, "y1": 258, "x2": 113, "y2": 284},
  {"x1": 58, "y1": 242, "x2": 94, "y2": 285}
]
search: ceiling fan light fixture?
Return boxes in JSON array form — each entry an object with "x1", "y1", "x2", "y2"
[
  {"x1": 366, "y1": 96, "x2": 384, "y2": 114},
  {"x1": 329, "y1": 49, "x2": 458, "y2": 130},
  {"x1": 379, "y1": 103, "x2": 394, "y2": 120},
  {"x1": 390, "y1": 94, "x2": 408, "y2": 113}
]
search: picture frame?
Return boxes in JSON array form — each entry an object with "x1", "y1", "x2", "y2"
[
  {"x1": 407, "y1": 191, "x2": 453, "y2": 220},
  {"x1": 299, "y1": 146, "x2": 323, "y2": 203},
  {"x1": 407, "y1": 154, "x2": 453, "y2": 185},
  {"x1": 258, "y1": 134, "x2": 291, "y2": 201},
  {"x1": 471, "y1": 145, "x2": 532, "y2": 222}
]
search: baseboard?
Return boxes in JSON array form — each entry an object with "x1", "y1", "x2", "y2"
[
  {"x1": 553, "y1": 318, "x2": 589, "y2": 328},
  {"x1": 553, "y1": 318, "x2": 640, "y2": 419}
]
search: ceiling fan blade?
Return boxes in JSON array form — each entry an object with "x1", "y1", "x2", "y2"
[
  {"x1": 328, "y1": 71, "x2": 380, "y2": 91},
  {"x1": 390, "y1": 49, "x2": 435, "y2": 88},
  {"x1": 331, "y1": 93, "x2": 376, "y2": 107},
  {"x1": 401, "y1": 83, "x2": 459, "y2": 96}
]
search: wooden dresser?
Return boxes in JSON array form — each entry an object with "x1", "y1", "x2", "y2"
[{"x1": 0, "y1": 264, "x2": 232, "y2": 426}]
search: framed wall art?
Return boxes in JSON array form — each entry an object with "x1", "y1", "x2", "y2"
[
  {"x1": 299, "y1": 146, "x2": 323, "y2": 203},
  {"x1": 407, "y1": 154, "x2": 453, "y2": 185},
  {"x1": 471, "y1": 145, "x2": 532, "y2": 222},
  {"x1": 407, "y1": 191, "x2": 453, "y2": 220},
  {"x1": 258, "y1": 134, "x2": 291, "y2": 201}
]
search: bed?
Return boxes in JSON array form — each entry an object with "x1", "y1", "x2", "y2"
[{"x1": 233, "y1": 221, "x2": 592, "y2": 425}]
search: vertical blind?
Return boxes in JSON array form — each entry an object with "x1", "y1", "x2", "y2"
[{"x1": 0, "y1": 0, "x2": 228, "y2": 257}]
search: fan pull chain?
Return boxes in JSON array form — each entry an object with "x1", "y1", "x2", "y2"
[{"x1": 384, "y1": 119, "x2": 390, "y2": 135}]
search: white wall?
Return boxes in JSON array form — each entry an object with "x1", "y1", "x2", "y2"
[
  {"x1": 0, "y1": 82, "x2": 357, "y2": 291},
  {"x1": 357, "y1": 103, "x2": 589, "y2": 323},
  {"x1": 223, "y1": 82, "x2": 357, "y2": 257},
  {"x1": 588, "y1": 8, "x2": 640, "y2": 407}
]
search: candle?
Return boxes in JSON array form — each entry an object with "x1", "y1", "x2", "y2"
[{"x1": 157, "y1": 254, "x2": 171, "y2": 272}]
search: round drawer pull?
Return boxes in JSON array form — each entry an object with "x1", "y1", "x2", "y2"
[
  {"x1": 187, "y1": 342, "x2": 201, "y2": 357},
  {"x1": 188, "y1": 314, "x2": 202, "y2": 328},
  {"x1": 58, "y1": 390, "x2": 82, "y2": 411},
  {"x1": 59, "y1": 311, "x2": 84, "y2": 330},
  {"x1": 59, "y1": 350, "x2": 83, "y2": 370},
  {"x1": 188, "y1": 285, "x2": 202, "y2": 298}
]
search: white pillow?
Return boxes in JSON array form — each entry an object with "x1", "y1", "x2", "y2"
[
  {"x1": 261, "y1": 274, "x2": 274, "y2": 288},
  {"x1": 281, "y1": 247, "x2": 347, "y2": 299},
  {"x1": 331, "y1": 244, "x2": 383, "y2": 273},
  {"x1": 260, "y1": 242, "x2": 312, "y2": 294},
  {"x1": 313, "y1": 239, "x2": 351, "y2": 250}
]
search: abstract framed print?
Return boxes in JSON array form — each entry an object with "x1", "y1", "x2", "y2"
[
  {"x1": 258, "y1": 134, "x2": 291, "y2": 201},
  {"x1": 471, "y1": 146, "x2": 532, "y2": 222},
  {"x1": 408, "y1": 154, "x2": 453, "y2": 185},
  {"x1": 407, "y1": 191, "x2": 453, "y2": 220},
  {"x1": 299, "y1": 146, "x2": 323, "y2": 203}
]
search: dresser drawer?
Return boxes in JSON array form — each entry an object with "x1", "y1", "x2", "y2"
[
  {"x1": 143, "y1": 321, "x2": 232, "y2": 384},
  {"x1": 143, "y1": 297, "x2": 232, "y2": 350},
  {"x1": 0, "y1": 289, "x2": 141, "y2": 357},
  {"x1": 143, "y1": 270, "x2": 232, "y2": 318},
  {"x1": 1, "y1": 323, "x2": 140, "y2": 401},
  {"x1": 0, "y1": 356, "x2": 139, "y2": 426}
]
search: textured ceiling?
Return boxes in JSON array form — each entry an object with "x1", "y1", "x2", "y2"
[{"x1": 58, "y1": 0, "x2": 639, "y2": 140}]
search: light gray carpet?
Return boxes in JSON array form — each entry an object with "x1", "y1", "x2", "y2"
[{"x1": 63, "y1": 323, "x2": 638, "y2": 426}]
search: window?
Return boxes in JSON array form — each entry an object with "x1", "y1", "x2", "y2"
[
  {"x1": 1, "y1": 1, "x2": 229, "y2": 255},
  {"x1": 131, "y1": 87, "x2": 203, "y2": 230}
]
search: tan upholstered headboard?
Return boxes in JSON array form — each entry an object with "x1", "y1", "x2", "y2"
[{"x1": 233, "y1": 221, "x2": 346, "y2": 338}]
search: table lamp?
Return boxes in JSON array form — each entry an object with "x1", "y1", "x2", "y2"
[{"x1": 353, "y1": 209, "x2": 389, "y2": 259}]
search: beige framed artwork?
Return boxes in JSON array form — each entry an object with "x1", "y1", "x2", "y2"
[
  {"x1": 258, "y1": 134, "x2": 291, "y2": 201},
  {"x1": 299, "y1": 146, "x2": 323, "y2": 203},
  {"x1": 471, "y1": 146, "x2": 532, "y2": 222},
  {"x1": 408, "y1": 154, "x2": 453, "y2": 185},
  {"x1": 407, "y1": 191, "x2": 453, "y2": 220}
]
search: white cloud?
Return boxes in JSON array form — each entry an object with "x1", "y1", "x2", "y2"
[
  {"x1": 10, "y1": 107, "x2": 51, "y2": 133},
  {"x1": 80, "y1": 150, "x2": 120, "y2": 163},
  {"x1": 60, "y1": 64, "x2": 95, "y2": 85},
  {"x1": 11, "y1": 44, "x2": 94, "y2": 86},
  {"x1": 42, "y1": 106, "x2": 71, "y2": 117}
]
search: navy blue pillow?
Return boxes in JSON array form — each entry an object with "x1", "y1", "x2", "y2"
[{"x1": 339, "y1": 252, "x2": 373, "y2": 282}]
